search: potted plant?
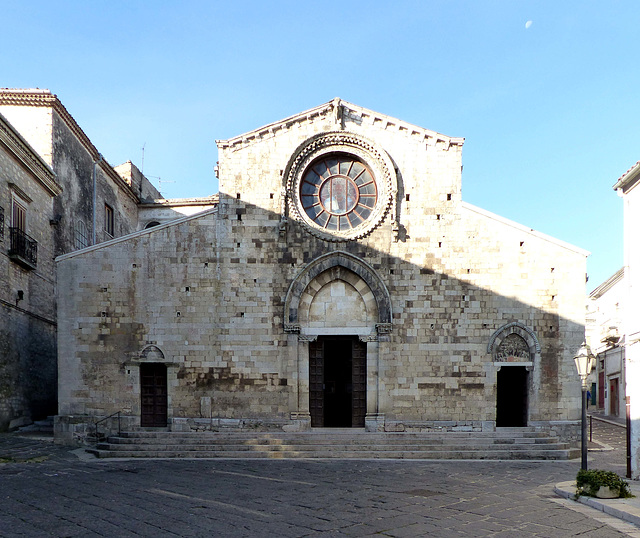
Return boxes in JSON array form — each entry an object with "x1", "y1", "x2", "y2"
[{"x1": 576, "y1": 469, "x2": 633, "y2": 499}]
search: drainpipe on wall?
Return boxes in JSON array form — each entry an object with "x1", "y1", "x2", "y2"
[{"x1": 92, "y1": 154, "x2": 103, "y2": 245}]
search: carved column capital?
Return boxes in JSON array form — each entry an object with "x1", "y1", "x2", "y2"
[
  {"x1": 284, "y1": 323, "x2": 301, "y2": 334},
  {"x1": 298, "y1": 334, "x2": 318, "y2": 342},
  {"x1": 359, "y1": 333, "x2": 378, "y2": 343}
]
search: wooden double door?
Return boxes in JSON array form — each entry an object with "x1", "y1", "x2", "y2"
[{"x1": 309, "y1": 337, "x2": 366, "y2": 428}]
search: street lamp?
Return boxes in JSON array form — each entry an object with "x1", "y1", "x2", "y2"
[{"x1": 574, "y1": 342, "x2": 596, "y2": 470}]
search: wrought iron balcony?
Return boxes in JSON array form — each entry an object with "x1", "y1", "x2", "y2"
[{"x1": 9, "y1": 227, "x2": 37, "y2": 269}]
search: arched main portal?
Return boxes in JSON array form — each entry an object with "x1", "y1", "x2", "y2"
[{"x1": 284, "y1": 252, "x2": 392, "y2": 430}]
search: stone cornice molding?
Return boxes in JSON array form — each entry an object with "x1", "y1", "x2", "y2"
[
  {"x1": 56, "y1": 206, "x2": 219, "y2": 263},
  {"x1": 139, "y1": 194, "x2": 219, "y2": 208},
  {"x1": 589, "y1": 267, "x2": 625, "y2": 299},
  {"x1": 0, "y1": 113, "x2": 60, "y2": 196},
  {"x1": 216, "y1": 98, "x2": 464, "y2": 152},
  {"x1": 462, "y1": 202, "x2": 590, "y2": 257},
  {"x1": 0, "y1": 89, "x2": 139, "y2": 204}
]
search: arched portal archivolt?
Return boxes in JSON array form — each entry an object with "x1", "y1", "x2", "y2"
[
  {"x1": 139, "y1": 345, "x2": 166, "y2": 361},
  {"x1": 284, "y1": 251, "x2": 392, "y2": 332},
  {"x1": 298, "y1": 266, "x2": 378, "y2": 327},
  {"x1": 487, "y1": 322, "x2": 541, "y2": 363},
  {"x1": 283, "y1": 251, "x2": 391, "y2": 430}
]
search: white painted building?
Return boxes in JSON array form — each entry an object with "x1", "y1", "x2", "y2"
[
  {"x1": 587, "y1": 268, "x2": 625, "y2": 416},
  {"x1": 614, "y1": 161, "x2": 640, "y2": 477}
]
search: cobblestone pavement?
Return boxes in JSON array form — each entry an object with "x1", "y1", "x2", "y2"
[
  {"x1": 588, "y1": 414, "x2": 628, "y2": 475},
  {"x1": 0, "y1": 429, "x2": 636, "y2": 537}
]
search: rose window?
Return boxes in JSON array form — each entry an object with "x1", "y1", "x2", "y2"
[{"x1": 300, "y1": 154, "x2": 378, "y2": 232}]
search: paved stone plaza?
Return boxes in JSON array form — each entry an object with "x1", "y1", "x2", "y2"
[{"x1": 0, "y1": 419, "x2": 636, "y2": 537}]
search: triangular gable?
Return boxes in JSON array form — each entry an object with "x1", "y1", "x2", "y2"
[{"x1": 216, "y1": 98, "x2": 464, "y2": 151}]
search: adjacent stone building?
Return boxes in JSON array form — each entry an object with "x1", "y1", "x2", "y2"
[
  {"x1": 0, "y1": 112, "x2": 61, "y2": 430},
  {"x1": 0, "y1": 89, "x2": 191, "y2": 430},
  {"x1": 55, "y1": 99, "x2": 589, "y2": 444}
]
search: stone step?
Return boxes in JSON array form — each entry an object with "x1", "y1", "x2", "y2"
[
  {"x1": 103, "y1": 436, "x2": 563, "y2": 447},
  {"x1": 91, "y1": 429, "x2": 573, "y2": 460},
  {"x1": 96, "y1": 442, "x2": 571, "y2": 453},
  {"x1": 88, "y1": 447, "x2": 573, "y2": 460},
  {"x1": 17, "y1": 417, "x2": 54, "y2": 434},
  {"x1": 115, "y1": 429, "x2": 552, "y2": 440}
]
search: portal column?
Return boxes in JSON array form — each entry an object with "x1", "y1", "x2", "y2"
[
  {"x1": 287, "y1": 326, "x2": 313, "y2": 429},
  {"x1": 364, "y1": 323, "x2": 391, "y2": 432}
]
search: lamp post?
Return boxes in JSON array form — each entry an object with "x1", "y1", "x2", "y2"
[{"x1": 574, "y1": 342, "x2": 596, "y2": 470}]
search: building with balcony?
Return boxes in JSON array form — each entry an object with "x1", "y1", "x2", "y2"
[
  {"x1": 0, "y1": 89, "x2": 212, "y2": 430},
  {"x1": 0, "y1": 111, "x2": 60, "y2": 429}
]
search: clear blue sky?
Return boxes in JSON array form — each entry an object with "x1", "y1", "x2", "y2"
[{"x1": 2, "y1": 1, "x2": 637, "y2": 290}]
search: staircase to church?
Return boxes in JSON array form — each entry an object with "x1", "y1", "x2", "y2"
[{"x1": 89, "y1": 428, "x2": 578, "y2": 460}]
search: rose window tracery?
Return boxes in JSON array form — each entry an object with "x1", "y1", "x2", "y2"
[
  {"x1": 285, "y1": 132, "x2": 395, "y2": 241},
  {"x1": 300, "y1": 155, "x2": 378, "y2": 232}
]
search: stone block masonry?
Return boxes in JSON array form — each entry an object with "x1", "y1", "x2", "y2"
[{"x1": 55, "y1": 99, "x2": 588, "y2": 445}]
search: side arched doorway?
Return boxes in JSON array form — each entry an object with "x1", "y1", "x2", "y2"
[
  {"x1": 140, "y1": 362, "x2": 168, "y2": 427},
  {"x1": 137, "y1": 345, "x2": 170, "y2": 428},
  {"x1": 488, "y1": 323, "x2": 540, "y2": 428},
  {"x1": 496, "y1": 366, "x2": 528, "y2": 427},
  {"x1": 284, "y1": 252, "x2": 392, "y2": 430}
]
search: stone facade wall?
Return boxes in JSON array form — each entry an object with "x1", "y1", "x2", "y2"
[
  {"x1": 55, "y1": 101, "x2": 587, "y2": 444},
  {"x1": 51, "y1": 110, "x2": 140, "y2": 253}
]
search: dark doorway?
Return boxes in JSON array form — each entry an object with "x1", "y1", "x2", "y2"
[
  {"x1": 140, "y1": 363, "x2": 168, "y2": 427},
  {"x1": 496, "y1": 366, "x2": 528, "y2": 427},
  {"x1": 598, "y1": 370, "x2": 605, "y2": 409},
  {"x1": 610, "y1": 378, "x2": 619, "y2": 416},
  {"x1": 309, "y1": 337, "x2": 366, "y2": 427}
]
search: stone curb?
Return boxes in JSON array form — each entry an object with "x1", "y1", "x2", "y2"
[{"x1": 555, "y1": 480, "x2": 640, "y2": 527}]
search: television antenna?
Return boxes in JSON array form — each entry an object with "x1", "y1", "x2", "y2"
[{"x1": 146, "y1": 175, "x2": 175, "y2": 198}]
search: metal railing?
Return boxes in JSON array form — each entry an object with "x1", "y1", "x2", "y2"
[
  {"x1": 94, "y1": 411, "x2": 122, "y2": 441},
  {"x1": 9, "y1": 227, "x2": 37, "y2": 267}
]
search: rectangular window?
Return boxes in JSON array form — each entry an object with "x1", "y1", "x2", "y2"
[
  {"x1": 104, "y1": 204, "x2": 114, "y2": 237},
  {"x1": 12, "y1": 197, "x2": 27, "y2": 232},
  {"x1": 9, "y1": 194, "x2": 37, "y2": 268}
]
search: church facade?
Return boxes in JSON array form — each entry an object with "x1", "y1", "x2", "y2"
[{"x1": 55, "y1": 99, "x2": 588, "y2": 444}]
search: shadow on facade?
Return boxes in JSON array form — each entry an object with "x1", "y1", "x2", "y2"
[{"x1": 55, "y1": 192, "x2": 586, "y2": 444}]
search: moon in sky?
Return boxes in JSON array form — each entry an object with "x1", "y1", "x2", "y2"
[{"x1": 525, "y1": 20, "x2": 533, "y2": 29}]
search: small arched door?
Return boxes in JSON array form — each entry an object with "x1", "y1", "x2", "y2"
[{"x1": 140, "y1": 363, "x2": 167, "y2": 427}]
